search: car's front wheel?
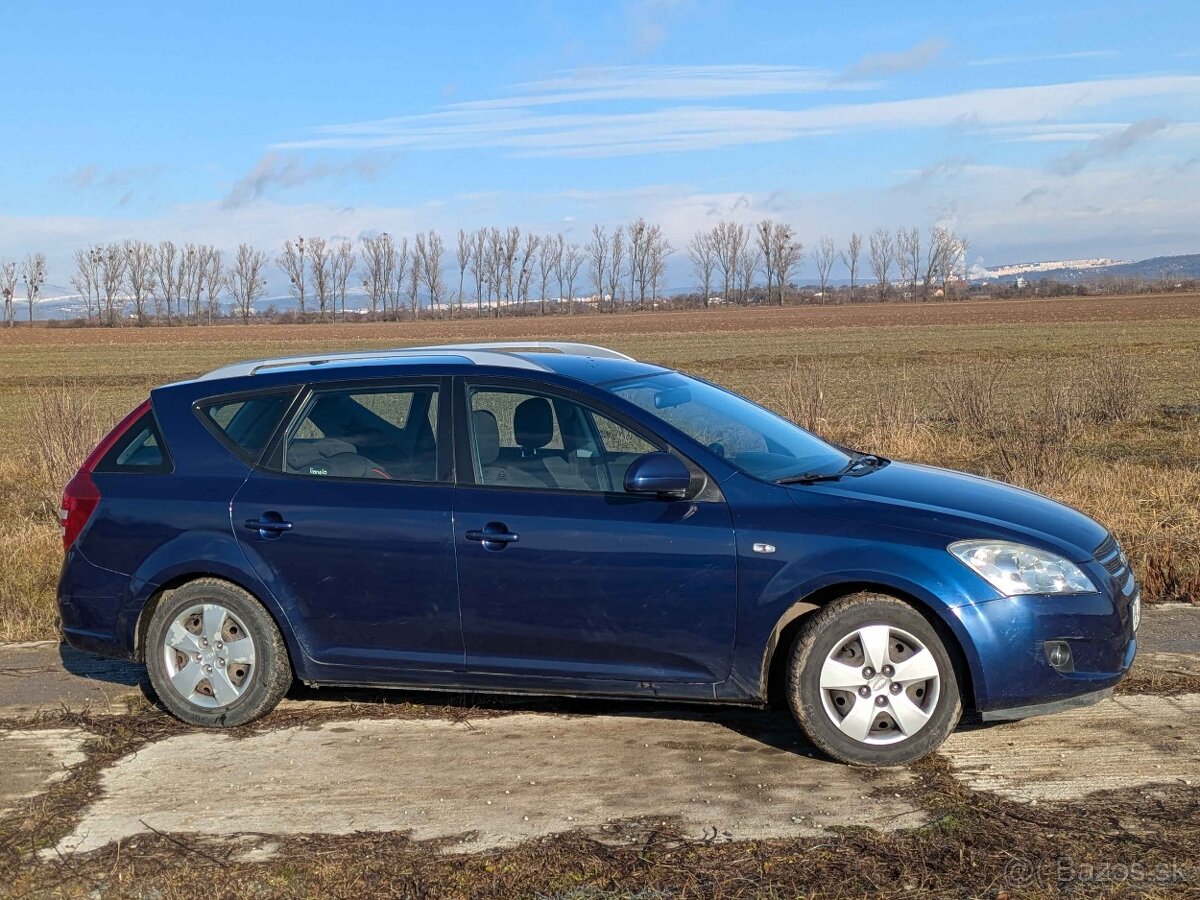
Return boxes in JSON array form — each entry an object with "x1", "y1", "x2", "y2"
[
  {"x1": 145, "y1": 578, "x2": 292, "y2": 727},
  {"x1": 786, "y1": 593, "x2": 961, "y2": 766}
]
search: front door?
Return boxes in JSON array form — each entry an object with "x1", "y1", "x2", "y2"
[
  {"x1": 453, "y1": 379, "x2": 738, "y2": 684},
  {"x1": 232, "y1": 378, "x2": 461, "y2": 674}
]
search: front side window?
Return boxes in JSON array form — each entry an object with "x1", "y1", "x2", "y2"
[
  {"x1": 468, "y1": 386, "x2": 658, "y2": 492},
  {"x1": 608, "y1": 373, "x2": 850, "y2": 482},
  {"x1": 283, "y1": 385, "x2": 441, "y2": 482}
]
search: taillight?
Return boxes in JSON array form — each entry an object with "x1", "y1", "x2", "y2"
[{"x1": 60, "y1": 398, "x2": 152, "y2": 551}]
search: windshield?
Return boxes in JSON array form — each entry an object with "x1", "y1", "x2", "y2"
[{"x1": 608, "y1": 373, "x2": 851, "y2": 482}]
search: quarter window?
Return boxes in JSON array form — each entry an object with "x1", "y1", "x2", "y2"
[
  {"x1": 94, "y1": 410, "x2": 171, "y2": 473},
  {"x1": 283, "y1": 385, "x2": 441, "y2": 482}
]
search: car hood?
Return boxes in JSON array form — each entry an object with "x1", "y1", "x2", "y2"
[{"x1": 787, "y1": 460, "x2": 1107, "y2": 562}]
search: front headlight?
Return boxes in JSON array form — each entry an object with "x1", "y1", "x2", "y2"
[{"x1": 948, "y1": 540, "x2": 1097, "y2": 596}]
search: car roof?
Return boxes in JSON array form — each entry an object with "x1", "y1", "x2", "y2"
[{"x1": 175, "y1": 342, "x2": 669, "y2": 390}]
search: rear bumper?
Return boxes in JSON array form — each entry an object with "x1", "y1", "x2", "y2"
[
  {"x1": 57, "y1": 549, "x2": 136, "y2": 660},
  {"x1": 945, "y1": 582, "x2": 1138, "y2": 714}
]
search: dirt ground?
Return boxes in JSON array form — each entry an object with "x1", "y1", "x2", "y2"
[{"x1": 1, "y1": 607, "x2": 1198, "y2": 896}]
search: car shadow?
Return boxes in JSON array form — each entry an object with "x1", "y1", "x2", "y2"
[
  {"x1": 57, "y1": 642, "x2": 146, "y2": 687},
  {"x1": 282, "y1": 682, "x2": 818, "y2": 756}
]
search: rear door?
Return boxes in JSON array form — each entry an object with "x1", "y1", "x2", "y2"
[
  {"x1": 230, "y1": 378, "x2": 462, "y2": 675},
  {"x1": 452, "y1": 377, "x2": 738, "y2": 684}
]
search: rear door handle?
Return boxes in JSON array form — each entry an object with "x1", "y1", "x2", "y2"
[
  {"x1": 465, "y1": 523, "x2": 519, "y2": 548},
  {"x1": 243, "y1": 515, "x2": 293, "y2": 538}
]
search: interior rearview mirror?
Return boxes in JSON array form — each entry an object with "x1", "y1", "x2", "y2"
[
  {"x1": 623, "y1": 452, "x2": 690, "y2": 499},
  {"x1": 653, "y1": 386, "x2": 691, "y2": 409}
]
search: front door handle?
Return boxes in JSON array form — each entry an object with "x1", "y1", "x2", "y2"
[{"x1": 465, "y1": 522, "x2": 519, "y2": 549}]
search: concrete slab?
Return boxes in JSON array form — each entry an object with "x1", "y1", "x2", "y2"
[
  {"x1": 53, "y1": 711, "x2": 925, "y2": 857},
  {"x1": 943, "y1": 694, "x2": 1200, "y2": 802},
  {"x1": 0, "y1": 728, "x2": 88, "y2": 817}
]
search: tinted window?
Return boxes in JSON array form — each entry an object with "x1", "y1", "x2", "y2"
[
  {"x1": 199, "y1": 393, "x2": 293, "y2": 462},
  {"x1": 468, "y1": 387, "x2": 659, "y2": 493},
  {"x1": 282, "y1": 385, "x2": 441, "y2": 482},
  {"x1": 95, "y1": 411, "x2": 171, "y2": 473}
]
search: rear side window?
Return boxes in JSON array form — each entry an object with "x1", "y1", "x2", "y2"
[
  {"x1": 94, "y1": 410, "x2": 172, "y2": 473},
  {"x1": 198, "y1": 392, "x2": 294, "y2": 463}
]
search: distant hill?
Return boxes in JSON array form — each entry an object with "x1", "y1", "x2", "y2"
[{"x1": 980, "y1": 254, "x2": 1200, "y2": 285}]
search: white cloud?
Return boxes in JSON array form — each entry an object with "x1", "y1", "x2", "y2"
[
  {"x1": 279, "y1": 75, "x2": 1200, "y2": 159},
  {"x1": 969, "y1": 49, "x2": 1118, "y2": 67},
  {"x1": 837, "y1": 38, "x2": 947, "y2": 82}
]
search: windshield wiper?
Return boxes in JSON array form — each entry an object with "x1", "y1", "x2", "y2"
[{"x1": 776, "y1": 453, "x2": 885, "y2": 485}]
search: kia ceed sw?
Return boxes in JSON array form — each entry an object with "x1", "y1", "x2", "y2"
[{"x1": 58, "y1": 342, "x2": 1138, "y2": 765}]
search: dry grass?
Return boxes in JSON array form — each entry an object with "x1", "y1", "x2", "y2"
[{"x1": 0, "y1": 293, "x2": 1197, "y2": 641}]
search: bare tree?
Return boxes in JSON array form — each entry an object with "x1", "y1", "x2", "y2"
[
  {"x1": 123, "y1": 240, "x2": 154, "y2": 326},
  {"x1": 768, "y1": 223, "x2": 803, "y2": 305},
  {"x1": 687, "y1": 230, "x2": 717, "y2": 307},
  {"x1": 406, "y1": 241, "x2": 421, "y2": 318},
  {"x1": 71, "y1": 247, "x2": 103, "y2": 322},
  {"x1": 500, "y1": 226, "x2": 520, "y2": 308},
  {"x1": 514, "y1": 232, "x2": 538, "y2": 310},
  {"x1": 869, "y1": 228, "x2": 896, "y2": 300},
  {"x1": 152, "y1": 240, "x2": 180, "y2": 323},
  {"x1": 392, "y1": 235, "x2": 409, "y2": 317},
  {"x1": 840, "y1": 232, "x2": 862, "y2": 302},
  {"x1": 277, "y1": 237, "x2": 308, "y2": 318},
  {"x1": 649, "y1": 230, "x2": 672, "y2": 303},
  {"x1": 920, "y1": 226, "x2": 949, "y2": 300},
  {"x1": 177, "y1": 244, "x2": 204, "y2": 321},
  {"x1": 895, "y1": 226, "x2": 920, "y2": 300},
  {"x1": 755, "y1": 220, "x2": 777, "y2": 306},
  {"x1": 359, "y1": 233, "x2": 395, "y2": 319},
  {"x1": 469, "y1": 228, "x2": 487, "y2": 314},
  {"x1": 97, "y1": 243, "x2": 127, "y2": 326},
  {"x1": 537, "y1": 234, "x2": 560, "y2": 315},
  {"x1": 739, "y1": 247, "x2": 760, "y2": 303},
  {"x1": 812, "y1": 236, "x2": 837, "y2": 302},
  {"x1": 0, "y1": 260, "x2": 16, "y2": 327},
  {"x1": 712, "y1": 221, "x2": 747, "y2": 304},
  {"x1": 225, "y1": 244, "x2": 268, "y2": 324},
  {"x1": 20, "y1": 253, "x2": 46, "y2": 326},
  {"x1": 560, "y1": 242, "x2": 583, "y2": 314},
  {"x1": 455, "y1": 229, "x2": 471, "y2": 313},
  {"x1": 202, "y1": 247, "x2": 223, "y2": 324},
  {"x1": 418, "y1": 230, "x2": 446, "y2": 311},
  {"x1": 308, "y1": 237, "x2": 332, "y2": 320},
  {"x1": 606, "y1": 227, "x2": 625, "y2": 312},
  {"x1": 331, "y1": 241, "x2": 355, "y2": 319},
  {"x1": 587, "y1": 225, "x2": 608, "y2": 310}
]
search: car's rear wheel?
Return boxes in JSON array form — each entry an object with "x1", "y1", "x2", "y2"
[
  {"x1": 786, "y1": 593, "x2": 961, "y2": 766},
  {"x1": 145, "y1": 578, "x2": 292, "y2": 727}
]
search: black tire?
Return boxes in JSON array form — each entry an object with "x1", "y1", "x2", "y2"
[
  {"x1": 144, "y1": 578, "x2": 292, "y2": 727},
  {"x1": 786, "y1": 593, "x2": 961, "y2": 766}
]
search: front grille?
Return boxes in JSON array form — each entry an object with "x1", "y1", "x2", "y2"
[{"x1": 1094, "y1": 534, "x2": 1135, "y2": 595}]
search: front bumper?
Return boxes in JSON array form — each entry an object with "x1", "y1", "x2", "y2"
[{"x1": 946, "y1": 580, "x2": 1138, "y2": 715}]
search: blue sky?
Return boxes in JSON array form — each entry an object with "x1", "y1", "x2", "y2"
[{"x1": 3, "y1": 0, "x2": 1199, "y2": 291}]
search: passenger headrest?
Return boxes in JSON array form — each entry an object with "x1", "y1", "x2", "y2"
[
  {"x1": 472, "y1": 410, "x2": 500, "y2": 465},
  {"x1": 286, "y1": 438, "x2": 357, "y2": 470},
  {"x1": 514, "y1": 397, "x2": 553, "y2": 450}
]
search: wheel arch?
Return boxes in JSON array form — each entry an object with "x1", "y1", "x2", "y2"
[
  {"x1": 129, "y1": 568, "x2": 301, "y2": 675},
  {"x1": 759, "y1": 581, "x2": 977, "y2": 711}
]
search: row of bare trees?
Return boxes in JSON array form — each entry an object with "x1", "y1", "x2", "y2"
[
  {"x1": 2, "y1": 219, "x2": 970, "y2": 326},
  {"x1": 0, "y1": 254, "x2": 46, "y2": 327}
]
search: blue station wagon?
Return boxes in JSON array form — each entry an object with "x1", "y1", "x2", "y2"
[{"x1": 58, "y1": 342, "x2": 1139, "y2": 765}]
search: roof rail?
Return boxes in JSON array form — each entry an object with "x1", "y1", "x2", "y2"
[
  {"x1": 189, "y1": 342, "x2": 635, "y2": 383},
  {"x1": 406, "y1": 341, "x2": 636, "y2": 361}
]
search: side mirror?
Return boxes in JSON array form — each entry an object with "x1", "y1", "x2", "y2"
[{"x1": 624, "y1": 452, "x2": 691, "y2": 499}]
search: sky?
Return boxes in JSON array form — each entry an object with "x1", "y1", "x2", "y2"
[{"x1": 3, "y1": 0, "x2": 1199, "y2": 293}]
